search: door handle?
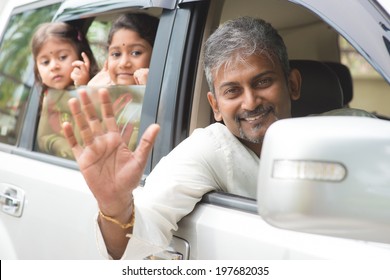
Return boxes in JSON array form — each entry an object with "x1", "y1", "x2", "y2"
[
  {"x1": 0, "y1": 184, "x2": 25, "y2": 217},
  {"x1": 144, "y1": 236, "x2": 190, "y2": 260}
]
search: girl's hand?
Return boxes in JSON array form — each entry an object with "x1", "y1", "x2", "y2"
[
  {"x1": 71, "y1": 52, "x2": 91, "y2": 86},
  {"x1": 87, "y1": 60, "x2": 113, "y2": 87},
  {"x1": 133, "y1": 68, "x2": 149, "y2": 85}
]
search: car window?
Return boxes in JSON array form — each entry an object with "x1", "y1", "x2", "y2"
[
  {"x1": 339, "y1": 36, "x2": 390, "y2": 118},
  {"x1": 0, "y1": 3, "x2": 60, "y2": 146},
  {"x1": 36, "y1": 85, "x2": 145, "y2": 159},
  {"x1": 34, "y1": 9, "x2": 162, "y2": 160},
  {"x1": 86, "y1": 20, "x2": 112, "y2": 69},
  {"x1": 189, "y1": 0, "x2": 390, "y2": 203},
  {"x1": 190, "y1": 0, "x2": 390, "y2": 133}
]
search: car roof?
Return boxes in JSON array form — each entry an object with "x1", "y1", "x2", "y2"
[{"x1": 53, "y1": 0, "x2": 176, "y2": 21}]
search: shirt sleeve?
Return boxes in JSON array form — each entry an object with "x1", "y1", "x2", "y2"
[
  {"x1": 94, "y1": 212, "x2": 113, "y2": 260},
  {"x1": 95, "y1": 124, "x2": 258, "y2": 259},
  {"x1": 125, "y1": 127, "x2": 227, "y2": 259}
]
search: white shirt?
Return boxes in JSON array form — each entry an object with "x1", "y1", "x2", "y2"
[{"x1": 96, "y1": 123, "x2": 260, "y2": 259}]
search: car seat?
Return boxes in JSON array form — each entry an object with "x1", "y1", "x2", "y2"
[
  {"x1": 290, "y1": 60, "x2": 344, "y2": 117},
  {"x1": 323, "y1": 61, "x2": 353, "y2": 107}
]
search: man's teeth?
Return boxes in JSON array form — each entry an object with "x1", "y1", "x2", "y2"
[
  {"x1": 245, "y1": 115, "x2": 261, "y2": 121},
  {"x1": 245, "y1": 110, "x2": 269, "y2": 121}
]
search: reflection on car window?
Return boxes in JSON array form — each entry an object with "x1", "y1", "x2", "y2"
[
  {"x1": 36, "y1": 85, "x2": 145, "y2": 159},
  {"x1": 0, "y1": 3, "x2": 60, "y2": 145},
  {"x1": 339, "y1": 36, "x2": 390, "y2": 117},
  {"x1": 87, "y1": 20, "x2": 112, "y2": 69}
]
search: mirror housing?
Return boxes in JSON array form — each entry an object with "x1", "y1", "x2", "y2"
[{"x1": 258, "y1": 116, "x2": 390, "y2": 244}]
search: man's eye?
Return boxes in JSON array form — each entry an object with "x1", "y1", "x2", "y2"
[
  {"x1": 224, "y1": 87, "x2": 241, "y2": 97},
  {"x1": 255, "y1": 78, "x2": 272, "y2": 88}
]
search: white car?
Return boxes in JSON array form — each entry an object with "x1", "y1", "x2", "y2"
[{"x1": 1, "y1": 0, "x2": 390, "y2": 259}]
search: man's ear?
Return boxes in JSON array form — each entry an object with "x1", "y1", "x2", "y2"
[
  {"x1": 288, "y1": 68, "x2": 301, "y2": 101},
  {"x1": 207, "y1": 91, "x2": 222, "y2": 121}
]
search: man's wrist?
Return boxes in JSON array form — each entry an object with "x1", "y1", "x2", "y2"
[{"x1": 99, "y1": 209, "x2": 135, "y2": 229}]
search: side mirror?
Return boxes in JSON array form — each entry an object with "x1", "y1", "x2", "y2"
[{"x1": 258, "y1": 116, "x2": 390, "y2": 244}]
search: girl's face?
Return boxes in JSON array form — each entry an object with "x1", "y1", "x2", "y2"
[
  {"x1": 36, "y1": 37, "x2": 79, "y2": 90},
  {"x1": 107, "y1": 28, "x2": 153, "y2": 85}
]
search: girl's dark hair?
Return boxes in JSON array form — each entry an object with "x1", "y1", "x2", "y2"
[
  {"x1": 107, "y1": 13, "x2": 159, "y2": 47},
  {"x1": 31, "y1": 21, "x2": 99, "y2": 86}
]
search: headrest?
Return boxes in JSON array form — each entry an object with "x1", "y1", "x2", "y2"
[
  {"x1": 323, "y1": 61, "x2": 353, "y2": 106},
  {"x1": 290, "y1": 60, "x2": 344, "y2": 117}
]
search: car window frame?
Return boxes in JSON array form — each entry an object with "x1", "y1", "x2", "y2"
[
  {"x1": 10, "y1": 3, "x2": 179, "y2": 171},
  {"x1": 0, "y1": 0, "x2": 63, "y2": 150}
]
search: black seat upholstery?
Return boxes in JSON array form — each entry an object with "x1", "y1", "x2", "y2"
[
  {"x1": 290, "y1": 60, "x2": 344, "y2": 117},
  {"x1": 323, "y1": 61, "x2": 353, "y2": 106}
]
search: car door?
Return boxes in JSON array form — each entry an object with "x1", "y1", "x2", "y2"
[
  {"x1": 170, "y1": 0, "x2": 390, "y2": 259},
  {"x1": 0, "y1": 0, "x2": 107, "y2": 259},
  {"x1": 0, "y1": 0, "x2": 210, "y2": 260}
]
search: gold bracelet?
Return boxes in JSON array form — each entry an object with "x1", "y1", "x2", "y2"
[{"x1": 99, "y1": 208, "x2": 135, "y2": 229}]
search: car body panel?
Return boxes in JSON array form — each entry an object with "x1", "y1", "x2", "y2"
[
  {"x1": 175, "y1": 202, "x2": 390, "y2": 260},
  {"x1": 0, "y1": 150, "x2": 101, "y2": 259}
]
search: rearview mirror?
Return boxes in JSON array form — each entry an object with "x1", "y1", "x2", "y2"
[{"x1": 258, "y1": 116, "x2": 390, "y2": 244}]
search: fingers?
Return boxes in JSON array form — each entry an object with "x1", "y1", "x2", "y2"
[
  {"x1": 72, "y1": 60, "x2": 85, "y2": 68},
  {"x1": 72, "y1": 60, "x2": 88, "y2": 79},
  {"x1": 66, "y1": 88, "x2": 121, "y2": 147},
  {"x1": 98, "y1": 88, "x2": 119, "y2": 132},
  {"x1": 68, "y1": 93, "x2": 95, "y2": 146},
  {"x1": 79, "y1": 90, "x2": 104, "y2": 136},
  {"x1": 113, "y1": 93, "x2": 132, "y2": 114},
  {"x1": 71, "y1": 53, "x2": 91, "y2": 86},
  {"x1": 102, "y1": 60, "x2": 109, "y2": 71},
  {"x1": 72, "y1": 53, "x2": 90, "y2": 70},
  {"x1": 70, "y1": 67, "x2": 81, "y2": 85},
  {"x1": 68, "y1": 89, "x2": 107, "y2": 146},
  {"x1": 81, "y1": 52, "x2": 90, "y2": 70},
  {"x1": 133, "y1": 68, "x2": 149, "y2": 85},
  {"x1": 62, "y1": 121, "x2": 83, "y2": 159},
  {"x1": 87, "y1": 70, "x2": 112, "y2": 87},
  {"x1": 134, "y1": 123, "x2": 160, "y2": 166}
]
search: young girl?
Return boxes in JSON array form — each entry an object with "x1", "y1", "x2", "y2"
[
  {"x1": 31, "y1": 22, "x2": 99, "y2": 159},
  {"x1": 32, "y1": 21, "x2": 99, "y2": 90},
  {"x1": 88, "y1": 13, "x2": 159, "y2": 151},
  {"x1": 88, "y1": 13, "x2": 159, "y2": 86}
]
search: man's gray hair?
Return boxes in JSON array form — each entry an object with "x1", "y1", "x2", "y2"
[{"x1": 204, "y1": 16, "x2": 290, "y2": 94}]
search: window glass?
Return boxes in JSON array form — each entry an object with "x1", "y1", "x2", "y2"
[
  {"x1": 87, "y1": 20, "x2": 112, "y2": 68},
  {"x1": 0, "y1": 4, "x2": 60, "y2": 145},
  {"x1": 339, "y1": 36, "x2": 390, "y2": 117},
  {"x1": 35, "y1": 9, "x2": 161, "y2": 159},
  {"x1": 36, "y1": 85, "x2": 144, "y2": 159}
]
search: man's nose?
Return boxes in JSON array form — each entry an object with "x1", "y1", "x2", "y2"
[{"x1": 242, "y1": 89, "x2": 259, "y2": 111}]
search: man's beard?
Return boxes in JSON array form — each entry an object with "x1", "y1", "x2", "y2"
[{"x1": 236, "y1": 106, "x2": 278, "y2": 143}]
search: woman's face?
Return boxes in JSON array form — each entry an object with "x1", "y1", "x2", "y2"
[
  {"x1": 36, "y1": 38, "x2": 78, "y2": 89},
  {"x1": 107, "y1": 28, "x2": 153, "y2": 85}
]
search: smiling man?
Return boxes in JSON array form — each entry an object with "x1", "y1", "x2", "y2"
[{"x1": 63, "y1": 16, "x2": 301, "y2": 259}]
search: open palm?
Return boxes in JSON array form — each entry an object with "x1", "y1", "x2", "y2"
[{"x1": 62, "y1": 88, "x2": 159, "y2": 216}]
